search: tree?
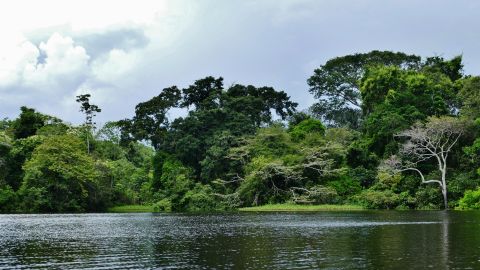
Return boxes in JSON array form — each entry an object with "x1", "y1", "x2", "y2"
[
  {"x1": 308, "y1": 51, "x2": 421, "y2": 128},
  {"x1": 289, "y1": 118, "x2": 326, "y2": 141},
  {"x1": 76, "y1": 94, "x2": 101, "y2": 154},
  {"x1": 12, "y1": 107, "x2": 46, "y2": 139},
  {"x1": 119, "y1": 86, "x2": 181, "y2": 149},
  {"x1": 20, "y1": 135, "x2": 100, "y2": 212},
  {"x1": 385, "y1": 116, "x2": 465, "y2": 209},
  {"x1": 4, "y1": 135, "x2": 44, "y2": 191},
  {"x1": 359, "y1": 65, "x2": 457, "y2": 156},
  {"x1": 458, "y1": 76, "x2": 480, "y2": 119},
  {"x1": 0, "y1": 132, "x2": 12, "y2": 186}
]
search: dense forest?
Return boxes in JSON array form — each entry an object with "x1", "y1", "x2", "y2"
[{"x1": 2, "y1": 50, "x2": 480, "y2": 212}]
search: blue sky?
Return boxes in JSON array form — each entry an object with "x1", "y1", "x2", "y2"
[{"x1": 1, "y1": 0, "x2": 479, "y2": 124}]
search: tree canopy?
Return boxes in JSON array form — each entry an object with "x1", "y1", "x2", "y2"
[{"x1": 2, "y1": 51, "x2": 480, "y2": 213}]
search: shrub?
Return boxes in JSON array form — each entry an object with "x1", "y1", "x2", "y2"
[
  {"x1": 355, "y1": 189, "x2": 401, "y2": 209},
  {"x1": 153, "y1": 198, "x2": 172, "y2": 212},
  {"x1": 292, "y1": 185, "x2": 339, "y2": 204},
  {"x1": 182, "y1": 184, "x2": 217, "y2": 211},
  {"x1": 457, "y1": 189, "x2": 480, "y2": 210},
  {"x1": 290, "y1": 119, "x2": 326, "y2": 141},
  {"x1": 327, "y1": 175, "x2": 362, "y2": 197},
  {"x1": 0, "y1": 186, "x2": 17, "y2": 212},
  {"x1": 414, "y1": 185, "x2": 442, "y2": 209}
]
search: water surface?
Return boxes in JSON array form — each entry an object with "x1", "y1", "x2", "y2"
[{"x1": 1, "y1": 211, "x2": 479, "y2": 269}]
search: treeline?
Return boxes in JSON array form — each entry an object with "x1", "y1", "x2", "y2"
[{"x1": 2, "y1": 50, "x2": 480, "y2": 212}]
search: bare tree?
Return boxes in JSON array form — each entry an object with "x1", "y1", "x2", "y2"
[{"x1": 385, "y1": 117, "x2": 465, "y2": 209}]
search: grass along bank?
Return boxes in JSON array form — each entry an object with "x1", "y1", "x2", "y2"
[
  {"x1": 108, "y1": 204, "x2": 365, "y2": 212},
  {"x1": 107, "y1": 205, "x2": 155, "y2": 213},
  {"x1": 239, "y1": 203, "x2": 365, "y2": 212}
]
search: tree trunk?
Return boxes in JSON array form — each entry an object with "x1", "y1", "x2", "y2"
[
  {"x1": 441, "y1": 166, "x2": 448, "y2": 209},
  {"x1": 442, "y1": 187, "x2": 448, "y2": 210},
  {"x1": 87, "y1": 134, "x2": 90, "y2": 154}
]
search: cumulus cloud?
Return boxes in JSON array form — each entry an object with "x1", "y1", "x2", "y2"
[
  {"x1": 0, "y1": 33, "x2": 89, "y2": 88},
  {"x1": 92, "y1": 49, "x2": 140, "y2": 84},
  {"x1": 0, "y1": 39, "x2": 39, "y2": 87},
  {"x1": 1, "y1": 0, "x2": 479, "y2": 126}
]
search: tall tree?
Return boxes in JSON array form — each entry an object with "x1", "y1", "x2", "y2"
[
  {"x1": 359, "y1": 65, "x2": 457, "y2": 157},
  {"x1": 307, "y1": 51, "x2": 421, "y2": 128},
  {"x1": 76, "y1": 94, "x2": 101, "y2": 154},
  {"x1": 119, "y1": 86, "x2": 181, "y2": 150},
  {"x1": 121, "y1": 76, "x2": 297, "y2": 182}
]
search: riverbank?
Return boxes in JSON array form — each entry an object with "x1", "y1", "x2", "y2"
[
  {"x1": 107, "y1": 205, "x2": 155, "y2": 213},
  {"x1": 239, "y1": 204, "x2": 365, "y2": 212},
  {"x1": 106, "y1": 203, "x2": 365, "y2": 213}
]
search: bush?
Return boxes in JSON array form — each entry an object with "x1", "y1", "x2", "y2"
[
  {"x1": 448, "y1": 173, "x2": 480, "y2": 203},
  {"x1": 292, "y1": 185, "x2": 339, "y2": 204},
  {"x1": 153, "y1": 198, "x2": 172, "y2": 212},
  {"x1": 457, "y1": 189, "x2": 480, "y2": 209},
  {"x1": 414, "y1": 186, "x2": 442, "y2": 209},
  {"x1": 327, "y1": 175, "x2": 362, "y2": 197},
  {"x1": 0, "y1": 186, "x2": 17, "y2": 212},
  {"x1": 354, "y1": 189, "x2": 401, "y2": 209},
  {"x1": 182, "y1": 184, "x2": 217, "y2": 211},
  {"x1": 290, "y1": 119, "x2": 326, "y2": 141}
]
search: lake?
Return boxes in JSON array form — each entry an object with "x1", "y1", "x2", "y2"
[{"x1": 0, "y1": 211, "x2": 479, "y2": 269}]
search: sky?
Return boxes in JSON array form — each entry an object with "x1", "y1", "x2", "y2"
[{"x1": 1, "y1": 0, "x2": 479, "y2": 125}]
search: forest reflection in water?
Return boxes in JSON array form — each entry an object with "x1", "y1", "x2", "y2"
[{"x1": 0, "y1": 211, "x2": 479, "y2": 269}]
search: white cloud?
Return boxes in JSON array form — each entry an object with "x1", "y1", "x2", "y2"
[
  {"x1": 0, "y1": 32, "x2": 90, "y2": 90},
  {"x1": 0, "y1": 0, "x2": 168, "y2": 33},
  {"x1": 27, "y1": 33, "x2": 90, "y2": 87},
  {"x1": 1, "y1": 0, "x2": 479, "y2": 126},
  {"x1": 92, "y1": 49, "x2": 139, "y2": 84},
  {"x1": 0, "y1": 0, "x2": 196, "y2": 123},
  {"x1": 0, "y1": 37, "x2": 39, "y2": 87}
]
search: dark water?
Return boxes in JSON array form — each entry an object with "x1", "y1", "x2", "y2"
[{"x1": 1, "y1": 211, "x2": 480, "y2": 269}]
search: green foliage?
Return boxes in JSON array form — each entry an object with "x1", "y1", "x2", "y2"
[
  {"x1": 0, "y1": 131, "x2": 12, "y2": 186},
  {"x1": 5, "y1": 135, "x2": 45, "y2": 190},
  {"x1": 289, "y1": 118, "x2": 326, "y2": 141},
  {"x1": 20, "y1": 135, "x2": 100, "y2": 212},
  {"x1": 239, "y1": 203, "x2": 364, "y2": 211},
  {"x1": 308, "y1": 50, "x2": 421, "y2": 128},
  {"x1": 232, "y1": 124, "x2": 350, "y2": 207},
  {"x1": 153, "y1": 199, "x2": 172, "y2": 212},
  {"x1": 150, "y1": 157, "x2": 218, "y2": 211},
  {"x1": 423, "y1": 55, "x2": 463, "y2": 82},
  {"x1": 122, "y1": 77, "x2": 297, "y2": 180},
  {"x1": 0, "y1": 186, "x2": 17, "y2": 212},
  {"x1": 237, "y1": 157, "x2": 293, "y2": 206},
  {"x1": 35, "y1": 122, "x2": 69, "y2": 137},
  {"x1": 200, "y1": 131, "x2": 239, "y2": 182},
  {"x1": 458, "y1": 76, "x2": 480, "y2": 119},
  {"x1": 2, "y1": 54, "x2": 478, "y2": 213},
  {"x1": 182, "y1": 184, "x2": 217, "y2": 211},
  {"x1": 291, "y1": 185, "x2": 339, "y2": 204},
  {"x1": 355, "y1": 189, "x2": 401, "y2": 209},
  {"x1": 12, "y1": 107, "x2": 46, "y2": 139},
  {"x1": 457, "y1": 188, "x2": 480, "y2": 210},
  {"x1": 448, "y1": 172, "x2": 480, "y2": 203},
  {"x1": 327, "y1": 174, "x2": 362, "y2": 197},
  {"x1": 360, "y1": 65, "x2": 457, "y2": 156}
]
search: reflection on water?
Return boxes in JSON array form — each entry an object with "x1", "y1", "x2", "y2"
[{"x1": 1, "y1": 211, "x2": 480, "y2": 269}]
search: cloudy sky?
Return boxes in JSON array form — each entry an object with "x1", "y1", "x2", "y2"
[{"x1": 1, "y1": 0, "x2": 479, "y2": 124}]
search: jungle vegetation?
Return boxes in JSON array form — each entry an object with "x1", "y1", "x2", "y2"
[{"x1": 2, "y1": 50, "x2": 480, "y2": 212}]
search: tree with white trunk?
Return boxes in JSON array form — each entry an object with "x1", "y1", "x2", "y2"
[{"x1": 383, "y1": 116, "x2": 465, "y2": 209}]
